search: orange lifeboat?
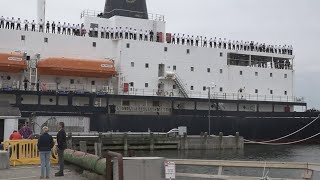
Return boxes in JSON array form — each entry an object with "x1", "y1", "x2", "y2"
[
  {"x1": 0, "y1": 53, "x2": 27, "y2": 73},
  {"x1": 38, "y1": 57, "x2": 117, "y2": 78}
]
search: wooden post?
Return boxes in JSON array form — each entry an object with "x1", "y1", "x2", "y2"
[
  {"x1": 149, "y1": 132, "x2": 154, "y2": 151},
  {"x1": 183, "y1": 132, "x2": 188, "y2": 150},
  {"x1": 203, "y1": 132, "x2": 208, "y2": 150},
  {"x1": 79, "y1": 141, "x2": 87, "y2": 153},
  {"x1": 123, "y1": 133, "x2": 128, "y2": 151},
  {"x1": 67, "y1": 132, "x2": 73, "y2": 149},
  {"x1": 219, "y1": 132, "x2": 223, "y2": 150},
  {"x1": 94, "y1": 143, "x2": 102, "y2": 157}
]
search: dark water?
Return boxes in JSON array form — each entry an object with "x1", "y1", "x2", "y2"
[{"x1": 134, "y1": 145, "x2": 320, "y2": 179}]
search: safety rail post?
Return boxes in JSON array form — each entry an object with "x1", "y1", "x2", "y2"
[{"x1": 106, "y1": 151, "x2": 124, "y2": 180}]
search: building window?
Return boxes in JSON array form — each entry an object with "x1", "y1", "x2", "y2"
[
  {"x1": 191, "y1": 67, "x2": 194, "y2": 72},
  {"x1": 255, "y1": 89, "x2": 258, "y2": 94},
  {"x1": 270, "y1": 73, "x2": 273, "y2": 77},
  {"x1": 173, "y1": 65, "x2": 176, "y2": 71},
  {"x1": 44, "y1": 37, "x2": 48, "y2": 43},
  {"x1": 129, "y1": 82, "x2": 134, "y2": 87},
  {"x1": 173, "y1": 85, "x2": 176, "y2": 89},
  {"x1": 284, "y1": 74, "x2": 287, "y2": 78},
  {"x1": 145, "y1": 63, "x2": 149, "y2": 68},
  {"x1": 70, "y1": 79, "x2": 74, "y2": 84},
  {"x1": 220, "y1": 87, "x2": 223, "y2": 92},
  {"x1": 91, "y1": 81, "x2": 95, "y2": 85},
  {"x1": 131, "y1": 62, "x2": 134, "y2": 67},
  {"x1": 145, "y1": 83, "x2": 149, "y2": 88},
  {"x1": 187, "y1": 49, "x2": 190, "y2": 54},
  {"x1": 21, "y1": 35, "x2": 25, "y2": 41},
  {"x1": 270, "y1": 90, "x2": 273, "y2": 94},
  {"x1": 284, "y1": 91, "x2": 287, "y2": 95},
  {"x1": 126, "y1": 43, "x2": 130, "y2": 48},
  {"x1": 220, "y1": 69, "x2": 223, "y2": 74},
  {"x1": 240, "y1": 71, "x2": 243, "y2": 75},
  {"x1": 255, "y1": 72, "x2": 258, "y2": 76},
  {"x1": 203, "y1": 86, "x2": 206, "y2": 91},
  {"x1": 207, "y1": 68, "x2": 211, "y2": 73},
  {"x1": 164, "y1": 47, "x2": 168, "y2": 52},
  {"x1": 220, "y1": 52, "x2": 223, "y2": 57},
  {"x1": 6, "y1": 76, "x2": 11, "y2": 80},
  {"x1": 122, "y1": 100, "x2": 130, "y2": 106},
  {"x1": 92, "y1": 42, "x2": 96, "y2": 47},
  {"x1": 190, "y1": 86, "x2": 194, "y2": 90},
  {"x1": 153, "y1": 101, "x2": 160, "y2": 107}
]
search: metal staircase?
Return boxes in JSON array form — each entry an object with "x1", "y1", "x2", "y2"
[
  {"x1": 24, "y1": 53, "x2": 39, "y2": 91},
  {"x1": 174, "y1": 74, "x2": 189, "y2": 98}
]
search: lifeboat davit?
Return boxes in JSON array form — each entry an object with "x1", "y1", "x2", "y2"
[
  {"x1": 0, "y1": 53, "x2": 27, "y2": 73},
  {"x1": 37, "y1": 57, "x2": 117, "y2": 78}
]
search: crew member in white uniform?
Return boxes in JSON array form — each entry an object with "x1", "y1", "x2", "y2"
[
  {"x1": 110, "y1": 28, "x2": 114, "y2": 39},
  {"x1": 228, "y1": 40, "x2": 232, "y2": 50},
  {"x1": 119, "y1": 27, "x2": 123, "y2": 39},
  {"x1": 94, "y1": 26, "x2": 98, "y2": 37},
  {"x1": 171, "y1": 33, "x2": 176, "y2": 44},
  {"x1": 31, "y1": 20, "x2": 36, "y2": 31},
  {"x1": 139, "y1": 29, "x2": 143, "y2": 41},
  {"x1": 106, "y1": 27, "x2": 110, "y2": 39},
  {"x1": 232, "y1": 40, "x2": 236, "y2": 50},
  {"x1": 176, "y1": 33, "x2": 180, "y2": 44},
  {"x1": 214, "y1": 37, "x2": 217, "y2": 48},
  {"x1": 195, "y1": 36, "x2": 199, "y2": 46},
  {"x1": 67, "y1": 23, "x2": 71, "y2": 35},
  {"x1": 209, "y1": 38, "x2": 213, "y2": 48},
  {"x1": 39, "y1": 19, "x2": 44, "y2": 32},
  {"x1": 115, "y1": 27, "x2": 119, "y2": 39},
  {"x1": 144, "y1": 30, "x2": 148, "y2": 41},
  {"x1": 16, "y1": 18, "x2": 21, "y2": 30},
  {"x1": 104, "y1": 27, "x2": 108, "y2": 38},
  {"x1": 46, "y1": 21, "x2": 50, "y2": 33},
  {"x1": 24, "y1": 19, "x2": 29, "y2": 31},
  {"x1": 101, "y1": 27, "x2": 105, "y2": 38},
  {"x1": 10, "y1": 17, "x2": 15, "y2": 29},
  {"x1": 218, "y1": 38, "x2": 222, "y2": 48},
  {"x1": 62, "y1": 22, "x2": 67, "y2": 34},
  {"x1": 134, "y1": 29, "x2": 137, "y2": 40},
  {"x1": 190, "y1": 35, "x2": 194, "y2": 46},
  {"x1": 57, "y1": 22, "x2": 61, "y2": 34},
  {"x1": 203, "y1": 37, "x2": 207, "y2": 47},
  {"x1": 181, "y1": 34, "x2": 185, "y2": 45},
  {"x1": 76, "y1": 24, "x2": 80, "y2": 36},
  {"x1": 129, "y1": 28, "x2": 133, "y2": 39},
  {"x1": 240, "y1": 40, "x2": 244, "y2": 50},
  {"x1": 0, "y1": 16, "x2": 4, "y2": 28},
  {"x1": 5, "y1": 17, "x2": 10, "y2": 29},
  {"x1": 125, "y1": 27, "x2": 129, "y2": 39}
]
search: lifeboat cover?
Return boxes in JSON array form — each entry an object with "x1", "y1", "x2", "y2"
[
  {"x1": 0, "y1": 53, "x2": 27, "y2": 73},
  {"x1": 38, "y1": 58, "x2": 117, "y2": 78}
]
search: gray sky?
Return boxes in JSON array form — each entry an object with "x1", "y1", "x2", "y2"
[{"x1": 1, "y1": 0, "x2": 320, "y2": 108}]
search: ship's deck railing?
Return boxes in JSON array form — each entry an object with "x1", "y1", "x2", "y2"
[
  {"x1": 169, "y1": 159, "x2": 320, "y2": 180},
  {"x1": 115, "y1": 106, "x2": 172, "y2": 113},
  {"x1": 81, "y1": 9, "x2": 165, "y2": 21}
]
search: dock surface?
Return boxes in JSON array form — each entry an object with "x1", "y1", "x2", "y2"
[{"x1": 0, "y1": 165, "x2": 87, "y2": 180}]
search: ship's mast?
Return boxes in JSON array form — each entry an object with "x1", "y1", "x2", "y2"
[{"x1": 37, "y1": 0, "x2": 46, "y2": 22}]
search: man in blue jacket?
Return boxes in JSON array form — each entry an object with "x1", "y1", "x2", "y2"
[{"x1": 38, "y1": 126, "x2": 54, "y2": 179}]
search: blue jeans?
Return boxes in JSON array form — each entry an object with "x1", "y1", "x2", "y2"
[{"x1": 40, "y1": 151, "x2": 51, "y2": 177}]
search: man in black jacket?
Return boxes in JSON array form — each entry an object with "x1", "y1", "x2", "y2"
[{"x1": 55, "y1": 122, "x2": 67, "y2": 177}]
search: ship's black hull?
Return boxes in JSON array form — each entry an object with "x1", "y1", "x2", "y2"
[{"x1": 91, "y1": 111, "x2": 320, "y2": 142}]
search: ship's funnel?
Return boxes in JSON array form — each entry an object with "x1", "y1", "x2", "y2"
[{"x1": 103, "y1": 0, "x2": 148, "y2": 19}]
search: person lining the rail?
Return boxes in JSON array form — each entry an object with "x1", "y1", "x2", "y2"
[
  {"x1": 139, "y1": 29, "x2": 143, "y2": 41},
  {"x1": 62, "y1": 22, "x2": 66, "y2": 34},
  {"x1": 39, "y1": 19, "x2": 44, "y2": 32},
  {"x1": 0, "y1": 16, "x2": 4, "y2": 28},
  {"x1": 213, "y1": 37, "x2": 217, "y2": 48},
  {"x1": 10, "y1": 17, "x2": 15, "y2": 29},
  {"x1": 110, "y1": 28, "x2": 114, "y2": 39},
  {"x1": 115, "y1": 27, "x2": 119, "y2": 39},
  {"x1": 5, "y1": 17, "x2": 10, "y2": 29},
  {"x1": 129, "y1": 28, "x2": 133, "y2": 39},
  {"x1": 144, "y1": 30, "x2": 148, "y2": 41},
  {"x1": 190, "y1": 35, "x2": 194, "y2": 46},
  {"x1": 195, "y1": 36, "x2": 199, "y2": 46},
  {"x1": 186, "y1": 35, "x2": 190, "y2": 45},
  {"x1": 176, "y1": 33, "x2": 180, "y2": 44},
  {"x1": 125, "y1": 27, "x2": 129, "y2": 39},
  {"x1": 66, "y1": 23, "x2": 71, "y2": 35},
  {"x1": 240, "y1": 40, "x2": 244, "y2": 50},
  {"x1": 76, "y1": 24, "x2": 80, "y2": 36},
  {"x1": 223, "y1": 38, "x2": 227, "y2": 49},
  {"x1": 218, "y1": 38, "x2": 222, "y2": 48},
  {"x1": 16, "y1": 18, "x2": 21, "y2": 30},
  {"x1": 31, "y1": 20, "x2": 36, "y2": 31},
  {"x1": 45, "y1": 21, "x2": 50, "y2": 33},
  {"x1": 105, "y1": 27, "x2": 110, "y2": 39},
  {"x1": 57, "y1": 22, "x2": 61, "y2": 34},
  {"x1": 51, "y1": 21, "x2": 56, "y2": 34},
  {"x1": 134, "y1": 29, "x2": 137, "y2": 40},
  {"x1": 100, "y1": 27, "x2": 105, "y2": 38},
  {"x1": 228, "y1": 40, "x2": 232, "y2": 50},
  {"x1": 149, "y1": 30, "x2": 154, "y2": 42},
  {"x1": 209, "y1": 38, "x2": 213, "y2": 48},
  {"x1": 203, "y1": 37, "x2": 207, "y2": 47},
  {"x1": 24, "y1": 20, "x2": 29, "y2": 31},
  {"x1": 181, "y1": 34, "x2": 185, "y2": 45},
  {"x1": 119, "y1": 27, "x2": 123, "y2": 39},
  {"x1": 72, "y1": 24, "x2": 76, "y2": 35}
]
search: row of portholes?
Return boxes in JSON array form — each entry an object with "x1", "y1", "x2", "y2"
[
  {"x1": 1, "y1": 76, "x2": 11, "y2": 80},
  {"x1": 20, "y1": 97, "x2": 54, "y2": 102}
]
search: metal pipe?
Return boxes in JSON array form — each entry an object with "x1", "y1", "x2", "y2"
[{"x1": 106, "y1": 151, "x2": 123, "y2": 180}]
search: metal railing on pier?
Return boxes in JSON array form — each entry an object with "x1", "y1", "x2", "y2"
[{"x1": 169, "y1": 159, "x2": 320, "y2": 180}]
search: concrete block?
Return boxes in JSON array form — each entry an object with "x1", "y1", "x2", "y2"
[
  {"x1": 0, "y1": 150, "x2": 10, "y2": 169},
  {"x1": 114, "y1": 157, "x2": 165, "y2": 180}
]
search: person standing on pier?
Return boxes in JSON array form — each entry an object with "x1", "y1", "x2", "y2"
[
  {"x1": 55, "y1": 122, "x2": 67, "y2": 177},
  {"x1": 38, "y1": 126, "x2": 54, "y2": 179}
]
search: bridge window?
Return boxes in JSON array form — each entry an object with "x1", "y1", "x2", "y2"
[
  {"x1": 122, "y1": 100, "x2": 130, "y2": 106},
  {"x1": 153, "y1": 101, "x2": 160, "y2": 107},
  {"x1": 270, "y1": 90, "x2": 273, "y2": 94},
  {"x1": 131, "y1": 62, "x2": 134, "y2": 67},
  {"x1": 44, "y1": 37, "x2": 48, "y2": 43},
  {"x1": 145, "y1": 63, "x2": 149, "y2": 68},
  {"x1": 92, "y1": 42, "x2": 96, "y2": 47},
  {"x1": 126, "y1": 43, "x2": 130, "y2": 48},
  {"x1": 284, "y1": 74, "x2": 287, "y2": 78},
  {"x1": 187, "y1": 49, "x2": 190, "y2": 54},
  {"x1": 240, "y1": 71, "x2": 243, "y2": 75},
  {"x1": 255, "y1": 72, "x2": 258, "y2": 76},
  {"x1": 21, "y1": 35, "x2": 25, "y2": 41},
  {"x1": 220, "y1": 52, "x2": 223, "y2": 57},
  {"x1": 284, "y1": 91, "x2": 287, "y2": 95},
  {"x1": 219, "y1": 87, "x2": 223, "y2": 92},
  {"x1": 255, "y1": 89, "x2": 258, "y2": 94},
  {"x1": 173, "y1": 65, "x2": 176, "y2": 71},
  {"x1": 190, "y1": 86, "x2": 194, "y2": 90},
  {"x1": 220, "y1": 69, "x2": 223, "y2": 74},
  {"x1": 207, "y1": 68, "x2": 211, "y2": 73},
  {"x1": 270, "y1": 73, "x2": 273, "y2": 77},
  {"x1": 164, "y1": 47, "x2": 168, "y2": 52},
  {"x1": 191, "y1": 67, "x2": 194, "y2": 72},
  {"x1": 203, "y1": 86, "x2": 206, "y2": 91},
  {"x1": 145, "y1": 83, "x2": 149, "y2": 88},
  {"x1": 173, "y1": 85, "x2": 176, "y2": 89}
]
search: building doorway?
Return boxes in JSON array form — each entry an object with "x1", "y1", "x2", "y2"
[{"x1": 0, "y1": 119, "x2": 4, "y2": 143}]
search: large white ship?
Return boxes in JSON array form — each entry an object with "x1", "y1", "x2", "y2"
[{"x1": 0, "y1": 0, "x2": 318, "y2": 142}]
